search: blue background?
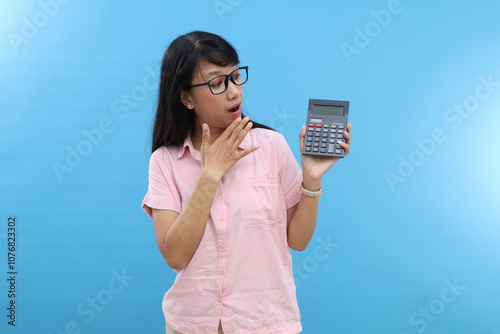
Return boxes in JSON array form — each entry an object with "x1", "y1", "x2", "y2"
[{"x1": 1, "y1": 0, "x2": 500, "y2": 333}]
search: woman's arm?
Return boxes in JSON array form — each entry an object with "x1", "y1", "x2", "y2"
[
  {"x1": 286, "y1": 123, "x2": 351, "y2": 251},
  {"x1": 152, "y1": 117, "x2": 260, "y2": 270},
  {"x1": 152, "y1": 170, "x2": 219, "y2": 270}
]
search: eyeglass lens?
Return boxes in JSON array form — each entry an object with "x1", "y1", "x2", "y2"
[{"x1": 209, "y1": 68, "x2": 248, "y2": 95}]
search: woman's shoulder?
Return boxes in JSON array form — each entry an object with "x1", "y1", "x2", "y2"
[
  {"x1": 250, "y1": 127, "x2": 287, "y2": 147},
  {"x1": 150, "y1": 145, "x2": 179, "y2": 166},
  {"x1": 151, "y1": 145, "x2": 170, "y2": 159}
]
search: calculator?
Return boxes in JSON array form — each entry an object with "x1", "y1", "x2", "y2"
[{"x1": 302, "y1": 99, "x2": 350, "y2": 158}]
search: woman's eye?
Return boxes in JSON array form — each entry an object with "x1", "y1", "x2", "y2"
[
  {"x1": 210, "y1": 78, "x2": 224, "y2": 88},
  {"x1": 233, "y1": 74, "x2": 241, "y2": 80}
]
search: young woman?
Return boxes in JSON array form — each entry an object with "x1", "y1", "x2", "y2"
[{"x1": 142, "y1": 31, "x2": 351, "y2": 334}]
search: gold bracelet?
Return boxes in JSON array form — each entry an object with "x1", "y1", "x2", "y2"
[{"x1": 300, "y1": 183, "x2": 322, "y2": 197}]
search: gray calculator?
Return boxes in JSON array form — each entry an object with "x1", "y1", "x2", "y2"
[{"x1": 302, "y1": 99, "x2": 350, "y2": 158}]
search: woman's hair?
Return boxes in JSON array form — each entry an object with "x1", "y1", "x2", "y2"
[{"x1": 151, "y1": 31, "x2": 273, "y2": 153}]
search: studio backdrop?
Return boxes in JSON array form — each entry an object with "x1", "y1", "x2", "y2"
[{"x1": 1, "y1": 0, "x2": 500, "y2": 333}]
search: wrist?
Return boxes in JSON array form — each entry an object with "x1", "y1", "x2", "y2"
[
  {"x1": 302, "y1": 175, "x2": 322, "y2": 192},
  {"x1": 300, "y1": 183, "x2": 322, "y2": 197},
  {"x1": 200, "y1": 168, "x2": 222, "y2": 185}
]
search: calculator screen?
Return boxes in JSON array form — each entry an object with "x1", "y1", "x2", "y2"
[{"x1": 313, "y1": 105, "x2": 345, "y2": 116}]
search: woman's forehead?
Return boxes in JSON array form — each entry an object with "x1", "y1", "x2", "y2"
[{"x1": 196, "y1": 59, "x2": 237, "y2": 78}]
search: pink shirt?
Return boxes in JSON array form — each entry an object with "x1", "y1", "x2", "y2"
[{"x1": 142, "y1": 128, "x2": 303, "y2": 334}]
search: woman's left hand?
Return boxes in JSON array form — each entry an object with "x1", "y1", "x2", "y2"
[{"x1": 299, "y1": 123, "x2": 351, "y2": 187}]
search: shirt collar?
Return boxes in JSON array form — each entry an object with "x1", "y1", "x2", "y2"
[{"x1": 177, "y1": 131, "x2": 252, "y2": 160}]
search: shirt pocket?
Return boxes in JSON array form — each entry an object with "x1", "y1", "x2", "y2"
[{"x1": 240, "y1": 177, "x2": 286, "y2": 227}]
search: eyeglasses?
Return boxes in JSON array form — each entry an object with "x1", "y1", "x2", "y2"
[{"x1": 187, "y1": 66, "x2": 248, "y2": 95}]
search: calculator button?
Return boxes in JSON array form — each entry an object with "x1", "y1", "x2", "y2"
[
  {"x1": 306, "y1": 137, "x2": 313, "y2": 142},
  {"x1": 313, "y1": 147, "x2": 319, "y2": 152},
  {"x1": 335, "y1": 149, "x2": 342, "y2": 154},
  {"x1": 305, "y1": 147, "x2": 312, "y2": 152},
  {"x1": 314, "y1": 138, "x2": 320, "y2": 143},
  {"x1": 337, "y1": 134, "x2": 343, "y2": 139},
  {"x1": 321, "y1": 143, "x2": 327, "y2": 148},
  {"x1": 322, "y1": 133, "x2": 329, "y2": 138},
  {"x1": 329, "y1": 139, "x2": 336, "y2": 144},
  {"x1": 321, "y1": 138, "x2": 328, "y2": 143},
  {"x1": 337, "y1": 128, "x2": 344, "y2": 133},
  {"x1": 313, "y1": 142, "x2": 320, "y2": 147},
  {"x1": 308, "y1": 123, "x2": 315, "y2": 128},
  {"x1": 330, "y1": 128, "x2": 336, "y2": 133},
  {"x1": 331, "y1": 124, "x2": 337, "y2": 129},
  {"x1": 320, "y1": 148, "x2": 327, "y2": 153},
  {"x1": 323, "y1": 124, "x2": 330, "y2": 128},
  {"x1": 315, "y1": 123, "x2": 322, "y2": 128},
  {"x1": 328, "y1": 144, "x2": 335, "y2": 153},
  {"x1": 307, "y1": 131, "x2": 313, "y2": 136},
  {"x1": 338, "y1": 124, "x2": 345, "y2": 129},
  {"x1": 305, "y1": 142, "x2": 312, "y2": 147}
]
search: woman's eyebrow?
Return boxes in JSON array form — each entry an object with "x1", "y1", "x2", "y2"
[
  {"x1": 206, "y1": 67, "x2": 237, "y2": 78},
  {"x1": 206, "y1": 69, "x2": 223, "y2": 77}
]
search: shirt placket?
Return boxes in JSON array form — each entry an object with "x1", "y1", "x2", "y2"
[{"x1": 214, "y1": 179, "x2": 229, "y2": 308}]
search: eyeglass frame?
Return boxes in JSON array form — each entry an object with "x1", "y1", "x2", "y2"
[{"x1": 186, "y1": 66, "x2": 249, "y2": 95}]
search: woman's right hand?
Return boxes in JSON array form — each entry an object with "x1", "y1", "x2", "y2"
[{"x1": 200, "y1": 116, "x2": 261, "y2": 181}]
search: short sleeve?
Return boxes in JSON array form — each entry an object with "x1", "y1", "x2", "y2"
[
  {"x1": 141, "y1": 147, "x2": 182, "y2": 218},
  {"x1": 275, "y1": 133, "x2": 303, "y2": 209}
]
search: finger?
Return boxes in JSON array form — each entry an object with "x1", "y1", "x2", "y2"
[
  {"x1": 236, "y1": 143, "x2": 262, "y2": 160},
  {"x1": 199, "y1": 124, "x2": 210, "y2": 164},
  {"x1": 231, "y1": 116, "x2": 250, "y2": 139},
  {"x1": 221, "y1": 116, "x2": 248, "y2": 147},
  {"x1": 343, "y1": 130, "x2": 351, "y2": 145},
  {"x1": 226, "y1": 116, "x2": 250, "y2": 150},
  {"x1": 338, "y1": 141, "x2": 350, "y2": 156},
  {"x1": 218, "y1": 116, "x2": 243, "y2": 142},
  {"x1": 347, "y1": 123, "x2": 352, "y2": 133},
  {"x1": 201, "y1": 123, "x2": 210, "y2": 148},
  {"x1": 298, "y1": 125, "x2": 306, "y2": 153},
  {"x1": 232, "y1": 120, "x2": 253, "y2": 151}
]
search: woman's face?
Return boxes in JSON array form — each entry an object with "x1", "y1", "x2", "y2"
[{"x1": 182, "y1": 59, "x2": 243, "y2": 135}]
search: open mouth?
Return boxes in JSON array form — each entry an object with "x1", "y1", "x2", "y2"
[{"x1": 228, "y1": 103, "x2": 240, "y2": 113}]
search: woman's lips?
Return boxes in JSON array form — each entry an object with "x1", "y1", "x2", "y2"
[{"x1": 228, "y1": 103, "x2": 240, "y2": 113}]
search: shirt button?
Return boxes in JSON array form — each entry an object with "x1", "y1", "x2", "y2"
[
  {"x1": 218, "y1": 297, "x2": 222, "y2": 303},
  {"x1": 221, "y1": 243, "x2": 227, "y2": 249},
  {"x1": 217, "y1": 191, "x2": 222, "y2": 197},
  {"x1": 219, "y1": 216, "x2": 225, "y2": 222},
  {"x1": 219, "y1": 270, "x2": 224, "y2": 275}
]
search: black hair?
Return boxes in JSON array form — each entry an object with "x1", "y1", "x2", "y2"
[{"x1": 151, "y1": 31, "x2": 273, "y2": 153}]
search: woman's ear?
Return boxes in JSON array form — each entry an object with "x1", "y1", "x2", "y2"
[{"x1": 180, "y1": 90, "x2": 194, "y2": 110}]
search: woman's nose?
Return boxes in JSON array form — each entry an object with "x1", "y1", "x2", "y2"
[{"x1": 226, "y1": 79, "x2": 241, "y2": 99}]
